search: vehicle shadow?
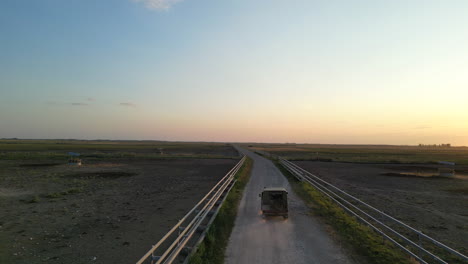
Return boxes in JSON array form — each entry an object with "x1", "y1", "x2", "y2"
[{"x1": 261, "y1": 215, "x2": 288, "y2": 222}]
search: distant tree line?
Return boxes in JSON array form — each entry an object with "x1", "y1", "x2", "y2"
[{"x1": 418, "y1": 143, "x2": 451, "y2": 147}]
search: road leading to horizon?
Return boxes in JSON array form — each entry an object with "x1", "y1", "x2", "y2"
[{"x1": 225, "y1": 148, "x2": 355, "y2": 264}]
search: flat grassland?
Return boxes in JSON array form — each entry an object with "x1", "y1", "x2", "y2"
[
  {"x1": 249, "y1": 143, "x2": 468, "y2": 164},
  {"x1": 0, "y1": 140, "x2": 239, "y2": 264},
  {"x1": 248, "y1": 144, "x2": 468, "y2": 259},
  {"x1": 0, "y1": 139, "x2": 238, "y2": 160}
]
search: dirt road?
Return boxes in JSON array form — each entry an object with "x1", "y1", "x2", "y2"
[{"x1": 225, "y1": 148, "x2": 355, "y2": 264}]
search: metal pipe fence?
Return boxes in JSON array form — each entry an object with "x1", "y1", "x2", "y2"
[{"x1": 136, "y1": 156, "x2": 246, "y2": 264}]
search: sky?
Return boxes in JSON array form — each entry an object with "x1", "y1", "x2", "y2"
[{"x1": 1, "y1": 0, "x2": 468, "y2": 145}]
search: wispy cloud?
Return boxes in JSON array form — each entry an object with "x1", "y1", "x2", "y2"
[
  {"x1": 46, "y1": 99, "x2": 93, "y2": 106},
  {"x1": 86, "y1": 97, "x2": 95, "y2": 102},
  {"x1": 132, "y1": 0, "x2": 181, "y2": 10},
  {"x1": 119, "y1": 102, "x2": 137, "y2": 108}
]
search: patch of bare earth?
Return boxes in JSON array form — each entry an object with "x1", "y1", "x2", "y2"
[
  {"x1": 293, "y1": 161, "x2": 468, "y2": 255},
  {"x1": 0, "y1": 158, "x2": 237, "y2": 264},
  {"x1": 0, "y1": 188, "x2": 32, "y2": 197}
]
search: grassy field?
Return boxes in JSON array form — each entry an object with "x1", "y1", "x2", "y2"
[
  {"x1": 0, "y1": 139, "x2": 239, "y2": 160},
  {"x1": 248, "y1": 143, "x2": 468, "y2": 164},
  {"x1": 0, "y1": 140, "x2": 241, "y2": 263},
  {"x1": 189, "y1": 157, "x2": 253, "y2": 264}
]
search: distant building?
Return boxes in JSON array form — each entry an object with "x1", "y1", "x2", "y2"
[
  {"x1": 437, "y1": 161, "x2": 455, "y2": 177},
  {"x1": 68, "y1": 158, "x2": 82, "y2": 166},
  {"x1": 438, "y1": 167, "x2": 455, "y2": 177},
  {"x1": 68, "y1": 152, "x2": 82, "y2": 166}
]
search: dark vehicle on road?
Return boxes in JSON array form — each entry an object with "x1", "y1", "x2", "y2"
[{"x1": 259, "y1": 187, "x2": 288, "y2": 218}]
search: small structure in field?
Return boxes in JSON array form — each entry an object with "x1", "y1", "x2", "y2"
[
  {"x1": 438, "y1": 161, "x2": 455, "y2": 177},
  {"x1": 68, "y1": 152, "x2": 82, "y2": 166},
  {"x1": 438, "y1": 167, "x2": 455, "y2": 177}
]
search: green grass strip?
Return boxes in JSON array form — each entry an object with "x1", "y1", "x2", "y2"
[
  {"x1": 273, "y1": 159, "x2": 414, "y2": 264},
  {"x1": 189, "y1": 157, "x2": 253, "y2": 264}
]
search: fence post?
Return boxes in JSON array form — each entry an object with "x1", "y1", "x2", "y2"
[{"x1": 418, "y1": 232, "x2": 423, "y2": 259}]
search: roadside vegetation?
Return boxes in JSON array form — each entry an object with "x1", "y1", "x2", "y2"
[
  {"x1": 273, "y1": 159, "x2": 414, "y2": 264},
  {"x1": 248, "y1": 144, "x2": 468, "y2": 165},
  {"x1": 189, "y1": 157, "x2": 253, "y2": 264}
]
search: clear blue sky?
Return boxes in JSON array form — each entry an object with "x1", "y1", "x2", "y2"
[{"x1": 1, "y1": 0, "x2": 468, "y2": 145}]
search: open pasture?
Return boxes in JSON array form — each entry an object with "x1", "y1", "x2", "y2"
[
  {"x1": 293, "y1": 160, "x2": 468, "y2": 259},
  {"x1": 0, "y1": 140, "x2": 239, "y2": 263},
  {"x1": 0, "y1": 140, "x2": 238, "y2": 160},
  {"x1": 248, "y1": 143, "x2": 468, "y2": 165}
]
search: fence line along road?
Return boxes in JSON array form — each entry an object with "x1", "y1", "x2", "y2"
[
  {"x1": 136, "y1": 156, "x2": 246, "y2": 264},
  {"x1": 279, "y1": 157, "x2": 467, "y2": 264}
]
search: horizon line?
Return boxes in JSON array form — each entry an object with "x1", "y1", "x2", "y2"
[{"x1": 1, "y1": 138, "x2": 466, "y2": 148}]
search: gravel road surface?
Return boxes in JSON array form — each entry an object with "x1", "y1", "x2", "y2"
[{"x1": 225, "y1": 148, "x2": 355, "y2": 264}]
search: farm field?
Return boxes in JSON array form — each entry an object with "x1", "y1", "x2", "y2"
[
  {"x1": 0, "y1": 140, "x2": 239, "y2": 264},
  {"x1": 248, "y1": 143, "x2": 468, "y2": 165},
  {"x1": 292, "y1": 161, "x2": 468, "y2": 258},
  {"x1": 0, "y1": 139, "x2": 238, "y2": 160}
]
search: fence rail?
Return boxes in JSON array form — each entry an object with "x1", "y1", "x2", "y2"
[
  {"x1": 279, "y1": 158, "x2": 467, "y2": 264},
  {"x1": 136, "y1": 156, "x2": 246, "y2": 264}
]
